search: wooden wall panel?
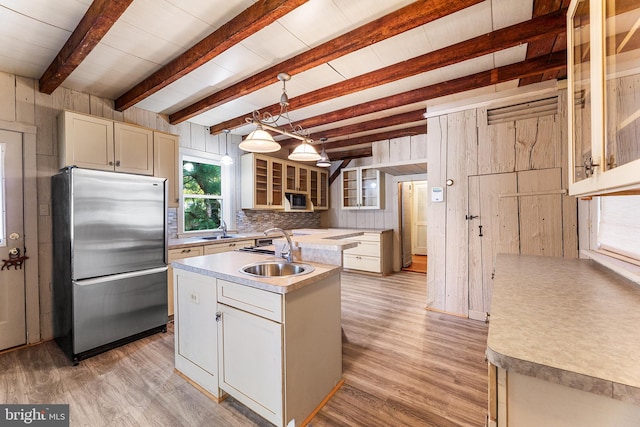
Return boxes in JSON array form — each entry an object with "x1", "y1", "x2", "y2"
[
  {"x1": 411, "y1": 133, "x2": 427, "y2": 159},
  {"x1": 426, "y1": 115, "x2": 447, "y2": 311},
  {"x1": 477, "y1": 108, "x2": 516, "y2": 174},
  {"x1": 443, "y1": 110, "x2": 476, "y2": 314},
  {"x1": 0, "y1": 72, "x2": 16, "y2": 122},
  {"x1": 517, "y1": 168, "x2": 564, "y2": 257},
  {"x1": 16, "y1": 76, "x2": 35, "y2": 125}
]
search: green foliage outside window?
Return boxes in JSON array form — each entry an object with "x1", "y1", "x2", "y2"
[{"x1": 183, "y1": 160, "x2": 223, "y2": 231}]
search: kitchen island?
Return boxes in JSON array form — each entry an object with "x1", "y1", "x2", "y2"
[
  {"x1": 171, "y1": 251, "x2": 343, "y2": 427},
  {"x1": 487, "y1": 254, "x2": 640, "y2": 426}
]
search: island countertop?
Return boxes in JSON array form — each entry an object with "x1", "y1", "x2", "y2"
[
  {"x1": 487, "y1": 254, "x2": 640, "y2": 404},
  {"x1": 171, "y1": 251, "x2": 342, "y2": 294}
]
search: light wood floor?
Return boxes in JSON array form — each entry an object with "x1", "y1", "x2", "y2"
[{"x1": 0, "y1": 271, "x2": 489, "y2": 426}]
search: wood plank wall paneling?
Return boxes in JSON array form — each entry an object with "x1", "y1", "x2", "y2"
[
  {"x1": 0, "y1": 71, "x2": 238, "y2": 341},
  {"x1": 427, "y1": 89, "x2": 579, "y2": 317}
]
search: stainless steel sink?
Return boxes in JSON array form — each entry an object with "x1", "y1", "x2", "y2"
[
  {"x1": 201, "y1": 235, "x2": 240, "y2": 240},
  {"x1": 240, "y1": 261, "x2": 314, "y2": 277}
]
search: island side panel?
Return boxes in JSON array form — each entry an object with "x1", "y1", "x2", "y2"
[{"x1": 283, "y1": 273, "x2": 342, "y2": 425}]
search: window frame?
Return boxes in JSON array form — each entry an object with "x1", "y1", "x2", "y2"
[{"x1": 179, "y1": 148, "x2": 232, "y2": 236}]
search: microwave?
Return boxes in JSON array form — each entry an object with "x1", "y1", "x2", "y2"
[{"x1": 286, "y1": 193, "x2": 306, "y2": 209}]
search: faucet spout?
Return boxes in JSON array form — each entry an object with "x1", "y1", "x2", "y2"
[
  {"x1": 218, "y1": 219, "x2": 228, "y2": 237},
  {"x1": 264, "y1": 228, "x2": 294, "y2": 263}
]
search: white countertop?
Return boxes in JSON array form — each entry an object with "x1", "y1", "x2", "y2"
[
  {"x1": 171, "y1": 251, "x2": 342, "y2": 294},
  {"x1": 487, "y1": 254, "x2": 640, "y2": 404}
]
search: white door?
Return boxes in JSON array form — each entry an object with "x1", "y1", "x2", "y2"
[
  {"x1": 0, "y1": 130, "x2": 26, "y2": 350},
  {"x1": 412, "y1": 181, "x2": 428, "y2": 255}
]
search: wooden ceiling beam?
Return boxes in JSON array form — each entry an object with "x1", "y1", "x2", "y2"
[
  {"x1": 278, "y1": 110, "x2": 427, "y2": 148},
  {"x1": 169, "y1": 0, "x2": 483, "y2": 124},
  {"x1": 114, "y1": 0, "x2": 309, "y2": 111},
  {"x1": 321, "y1": 125, "x2": 427, "y2": 151},
  {"x1": 207, "y1": 9, "x2": 567, "y2": 134},
  {"x1": 328, "y1": 160, "x2": 352, "y2": 186},
  {"x1": 241, "y1": 51, "x2": 566, "y2": 147},
  {"x1": 326, "y1": 149, "x2": 373, "y2": 162},
  {"x1": 39, "y1": 0, "x2": 133, "y2": 94}
]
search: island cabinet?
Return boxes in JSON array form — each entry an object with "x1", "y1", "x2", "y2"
[
  {"x1": 568, "y1": 0, "x2": 640, "y2": 196},
  {"x1": 173, "y1": 269, "x2": 220, "y2": 399},
  {"x1": 340, "y1": 166, "x2": 384, "y2": 209},
  {"x1": 216, "y1": 276, "x2": 342, "y2": 427},
  {"x1": 241, "y1": 153, "x2": 285, "y2": 209}
]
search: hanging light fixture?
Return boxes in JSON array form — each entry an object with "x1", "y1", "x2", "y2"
[
  {"x1": 241, "y1": 73, "x2": 320, "y2": 161},
  {"x1": 220, "y1": 129, "x2": 234, "y2": 165},
  {"x1": 316, "y1": 138, "x2": 331, "y2": 167}
]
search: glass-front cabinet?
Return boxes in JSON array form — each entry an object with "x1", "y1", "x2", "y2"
[
  {"x1": 341, "y1": 166, "x2": 384, "y2": 209},
  {"x1": 310, "y1": 169, "x2": 328, "y2": 210},
  {"x1": 241, "y1": 154, "x2": 284, "y2": 209},
  {"x1": 568, "y1": 0, "x2": 640, "y2": 195},
  {"x1": 285, "y1": 164, "x2": 309, "y2": 193}
]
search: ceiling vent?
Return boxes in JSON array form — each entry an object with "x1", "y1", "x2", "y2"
[{"x1": 487, "y1": 96, "x2": 559, "y2": 125}]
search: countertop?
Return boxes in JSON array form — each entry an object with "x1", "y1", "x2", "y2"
[
  {"x1": 168, "y1": 228, "x2": 392, "y2": 251},
  {"x1": 487, "y1": 254, "x2": 640, "y2": 404},
  {"x1": 171, "y1": 251, "x2": 342, "y2": 294}
]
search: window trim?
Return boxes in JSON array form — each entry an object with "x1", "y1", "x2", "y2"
[{"x1": 179, "y1": 148, "x2": 232, "y2": 236}]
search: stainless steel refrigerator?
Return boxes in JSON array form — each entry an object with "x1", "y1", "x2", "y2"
[{"x1": 52, "y1": 167, "x2": 168, "y2": 363}]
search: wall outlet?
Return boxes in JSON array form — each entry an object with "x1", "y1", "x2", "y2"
[{"x1": 190, "y1": 293, "x2": 199, "y2": 304}]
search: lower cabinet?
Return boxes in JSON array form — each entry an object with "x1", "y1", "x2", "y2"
[
  {"x1": 173, "y1": 269, "x2": 220, "y2": 398},
  {"x1": 342, "y1": 231, "x2": 392, "y2": 275},
  {"x1": 173, "y1": 267, "x2": 342, "y2": 427},
  {"x1": 167, "y1": 246, "x2": 204, "y2": 317},
  {"x1": 204, "y1": 239, "x2": 254, "y2": 255}
]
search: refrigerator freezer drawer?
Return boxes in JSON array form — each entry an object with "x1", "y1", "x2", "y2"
[{"x1": 72, "y1": 267, "x2": 168, "y2": 354}]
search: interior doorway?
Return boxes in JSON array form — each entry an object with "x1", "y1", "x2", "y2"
[{"x1": 400, "y1": 180, "x2": 428, "y2": 274}]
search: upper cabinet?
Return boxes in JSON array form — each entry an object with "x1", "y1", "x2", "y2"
[
  {"x1": 341, "y1": 166, "x2": 384, "y2": 210},
  {"x1": 58, "y1": 110, "x2": 180, "y2": 205},
  {"x1": 153, "y1": 131, "x2": 180, "y2": 208},
  {"x1": 241, "y1": 153, "x2": 329, "y2": 211},
  {"x1": 568, "y1": 0, "x2": 640, "y2": 196},
  {"x1": 310, "y1": 169, "x2": 328, "y2": 210},
  {"x1": 285, "y1": 163, "x2": 309, "y2": 193},
  {"x1": 241, "y1": 153, "x2": 285, "y2": 209}
]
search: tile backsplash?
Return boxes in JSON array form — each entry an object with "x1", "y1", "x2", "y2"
[
  {"x1": 236, "y1": 210, "x2": 321, "y2": 233},
  {"x1": 166, "y1": 208, "x2": 321, "y2": 237}
]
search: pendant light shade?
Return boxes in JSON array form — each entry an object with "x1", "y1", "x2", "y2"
[
  {"x1": 316, "y1": 141, "x2": 331, "y2": 167},
  {"x1": 220, "y1": 130, "x2": 234, "y2": 165},
  {"x1": 239, "y1": 127, "x2": 281, "y2": 153},
  {"x1": 288, "y1": 142, "x2": 320, "y2": 161}
]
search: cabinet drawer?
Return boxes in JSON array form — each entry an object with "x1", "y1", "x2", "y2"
[
  {"x1": 168, "y1": 246, "x2": 204, "y2": 261},
  {"x1": 343, "y1": 254, "x2": 381, "y2": 273},
  {"x1": 217, "y1": 279, "x2": 282, "y2": 322},
  {"x1": 343, "y1": 240, "x2": 380, "y2": 257},
  {"x1": 204, "y1": 239, "x2": 254, "y2": 255}
]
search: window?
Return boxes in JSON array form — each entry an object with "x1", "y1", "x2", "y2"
[
  {"x1": 598, "y1": 195, "x2": 640, "y2": 264},
  {"x1": 182, "y1": 154, "x2": 224, "y2": 233}
]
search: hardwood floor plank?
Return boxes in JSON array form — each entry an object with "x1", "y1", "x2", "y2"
[{"x1": 0, "y1": 270, "x2": 488, "y2": 426}]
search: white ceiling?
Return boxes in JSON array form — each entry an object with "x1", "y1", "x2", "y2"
[{"x1": 0, "y1": 0, "x2": 539, "y2": 139}]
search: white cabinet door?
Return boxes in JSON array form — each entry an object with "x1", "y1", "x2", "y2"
[
  {"x1": 217, "y1": 303, "x2": 283, "y2": 426},
  {"x1": 173, "y1": 269, "x2": 219, "y2": 397},
  {"x1": 114, "y1": 122, "x2": 153, "y2": 175},
  {"x1": 58, "y1": 111, "x2": 114, "y2": 171}
]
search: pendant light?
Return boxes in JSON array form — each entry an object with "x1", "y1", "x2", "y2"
[
  {"x1": 316, "y1": 138, "x2": 331, "y2": 167},
  {"x1": 241, "y1": 73, "x2": 319, "y2": 157},
  {"x1": 220, "y1": 129, "x2": 234, "y2": 165}
]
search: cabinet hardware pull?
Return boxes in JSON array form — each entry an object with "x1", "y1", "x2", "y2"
[
  {"x1": 478, "y1": 225, "x2": 483, "y2": 237},
  {"x1": 466, "y1": 214, "x2": 479, "y2": 220},
  {"x1": 215, "y1": 312, "x2": 221, "y2": 322}
]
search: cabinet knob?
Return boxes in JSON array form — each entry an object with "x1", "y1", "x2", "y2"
[
  {"x1": 215, "y1": 312, "x2": 221, "y2": 322},
  {"x1": 108, "y1": 161, "x2": 114, "y2": 166},
  {"x1": 115, "y1": 160, "x2": 121, "y2": 167}
]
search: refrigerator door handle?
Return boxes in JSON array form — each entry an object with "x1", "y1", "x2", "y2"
[{"x1": 74, "y1": 266, "x2": 168, "y2": 286}]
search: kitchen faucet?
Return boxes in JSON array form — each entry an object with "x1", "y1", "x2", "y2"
[
  {"x1": 218, "y1": 219, "x2": 228, "y2": 237},
  {"x1": 264, "y1": 228, "x2": 293, "y2": 263}
]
